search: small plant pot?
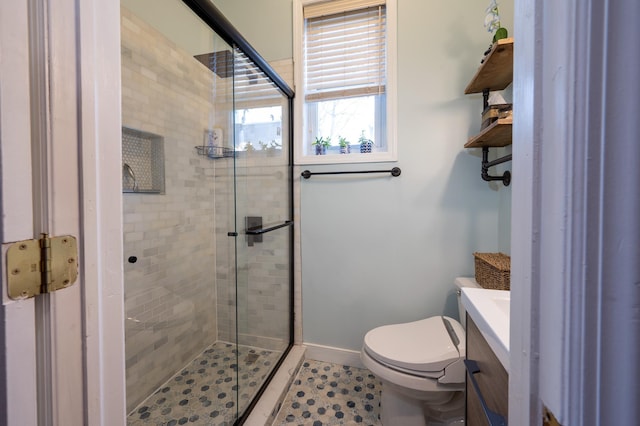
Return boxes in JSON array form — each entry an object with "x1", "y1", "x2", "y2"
[
  {"x1": 315, "y1": 145, "x2": 326, "y2": 155},
  {"x1": 340, "y1": 145, "x2": 351, "y2": 154},
  {"x1": 360, "y1": 142, "x2": 372, "y2": 153}
]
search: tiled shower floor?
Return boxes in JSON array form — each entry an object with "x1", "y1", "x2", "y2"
[
  {"x1": 127, "y1": 341, "x2": 281, "y2": 426},
  {"x1": 273, "y1": 360, "x2": 382, "y2": 425}
]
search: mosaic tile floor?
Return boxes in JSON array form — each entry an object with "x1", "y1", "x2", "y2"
[
  {"x1": 273, "y1": 360, "x2": 382, "y2": 425},
  {"x1": 127, "y1": 342, "x2": 281, "y2": 426}
]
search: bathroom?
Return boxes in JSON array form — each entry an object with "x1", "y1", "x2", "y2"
[
  {"x1": 1, "y1": 0, "x2": 637, "y2": 425},
  {"x1": 119, "y1": 0, "x2": 511, "y2": 423}
]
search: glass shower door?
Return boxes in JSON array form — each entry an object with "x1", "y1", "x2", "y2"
[
  {"x1": 122, "y1": 1, "x2": 240, "y2": 423},
  {"x1": 232, "y1": 49, "x2": 293, "y2": 417},
  {"x1": 121, "y1": 1, "x2": 293, "y2": 423}
]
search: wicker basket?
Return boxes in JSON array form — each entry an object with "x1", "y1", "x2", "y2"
[{"x1": 473, "y1": 252, "x2": 511, "y2": 290}]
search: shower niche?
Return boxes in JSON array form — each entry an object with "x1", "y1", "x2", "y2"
[
  {"x1": 122, "y1": 127, "x2": 165, "y2": 193},
  {"x1": 120, "y1": 0, "x2": 293, "y2": 424}
]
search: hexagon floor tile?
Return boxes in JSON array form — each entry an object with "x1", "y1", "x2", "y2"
[
  {"x1": 127, "y1": 342, "x2": 281, "y2": 426},
  {"x1": 273, "y1": 360, "x2": 382, "y2": 425}
]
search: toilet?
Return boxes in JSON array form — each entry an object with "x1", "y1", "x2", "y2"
[{"x1": 360, "y1": 277, "x2": 480, "y2": 426}]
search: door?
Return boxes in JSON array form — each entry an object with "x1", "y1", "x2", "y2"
[
  {"x1": 232, "y1": 48, "x2": 293, "y2": 418},
  {"x1": 120, "y1": 2, "x2": 241, "y2": 421},
  {"x1": 119, "y1": 1, "x2": 294, "y2": 423},
  {"x1": 0, "y1": 1, "x2": 125, "y2": 425}
]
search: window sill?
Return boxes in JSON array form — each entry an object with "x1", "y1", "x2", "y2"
[{"x1": 295, "y1": 151, "x2": 397, "y2": 166}]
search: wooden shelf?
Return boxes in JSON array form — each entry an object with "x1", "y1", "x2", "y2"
[
  {"x1": 464, "y1": 38, "x2": 514, "y2": 94},
  {"x1": 464, "y1": 118, "x2": 513, "y2": 148}
]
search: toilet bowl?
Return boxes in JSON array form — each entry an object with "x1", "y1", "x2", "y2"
[{"x1": 360, "y1": 277, "x2": 479, "y2": 426}]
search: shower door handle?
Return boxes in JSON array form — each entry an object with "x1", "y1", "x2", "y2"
[
  {"x1": 246, "y1": 220, "x2": 293, "y2": 235},
  {"x1": 245, "y1": 219, "x2": 293, "y2": 247}
]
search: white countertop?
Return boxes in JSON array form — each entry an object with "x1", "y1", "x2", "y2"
[{"x1": 461, "y1": 286, "x2": 510, "y2": 372}]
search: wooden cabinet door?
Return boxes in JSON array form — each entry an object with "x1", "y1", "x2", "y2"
[{"x1": 465, "y1": 314, "x2": 508, "y2": 425}]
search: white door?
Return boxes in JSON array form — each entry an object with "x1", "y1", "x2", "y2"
[
  {"x1": 511, "y1": 0, "x2": 640, "y2": 424},
  {"x1": 0, "y1": 1, "x2": 125, "y2": 425}
]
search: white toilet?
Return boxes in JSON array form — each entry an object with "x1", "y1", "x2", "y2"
[{"x1": 360, "y1": 277, "x2": 480, "y2": 426}]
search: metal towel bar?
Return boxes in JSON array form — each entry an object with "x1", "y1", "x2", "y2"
[{"x1": 301, "y1": 167, "x2": 401, "y2": 179}]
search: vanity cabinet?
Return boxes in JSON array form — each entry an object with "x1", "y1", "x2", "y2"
[{"x1": 465, "y1": 314, "x2": 508, "y2": 425}]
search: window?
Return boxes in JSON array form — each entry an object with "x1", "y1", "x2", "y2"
[
  {"x1": 294, "y1": 0, "x2": 396, "y2": 164},
  {"x1": 233, "y1": 50, "x2": 288, "y2": 158},
  {"x1": 235, "y1": 106, "x2": 283, "y2": 154}
]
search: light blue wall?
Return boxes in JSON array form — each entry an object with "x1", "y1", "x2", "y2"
[
  {"x1": 216, "y1": 0, "x2": 514, "y2": 351},
  {"x1": 212, "y1": 0, "x2": 293, "y2": 61}
]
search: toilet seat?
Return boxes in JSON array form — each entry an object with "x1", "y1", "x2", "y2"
[{"x1": 363, "y1": 316, "x2": 465, "y2": 378}]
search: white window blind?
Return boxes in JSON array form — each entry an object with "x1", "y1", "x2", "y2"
[
  {"x1": 304, "y1": 1, "x2": 386, "y2": 102},
  {"x1": 234, "y1": 49, "x2": 282, "y2": 105}
]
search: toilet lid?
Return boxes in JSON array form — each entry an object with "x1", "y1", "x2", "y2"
[{"x1": 363, "y1": 316, "x2": 464, "y2": 373}]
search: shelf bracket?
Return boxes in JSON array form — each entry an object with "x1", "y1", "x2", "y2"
[{"x1": 481, "y1": 147, "x2": 512, "y2": 186}]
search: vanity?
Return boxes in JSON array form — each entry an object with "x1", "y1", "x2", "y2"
[{"x1": 461, "y1": 287, "x2": 510, "y2": 425}]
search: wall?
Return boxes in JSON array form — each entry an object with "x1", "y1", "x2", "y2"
[
  {"x1": 121, "y1": 0, "x2": 215, "y2": 56},
  {"x1": 121, "y1": 0, "x2": 293, "y2": 63},
  {"x1": 212, "y1": 0, "x2": 293, "y2": 62},
  {"x1": 211, "y1": 0, "x2": 514, "y2": 352}
]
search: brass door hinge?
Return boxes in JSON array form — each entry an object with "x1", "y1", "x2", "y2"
[{"x1": 6, "y1": 234, "x2": 78, "y2": 300}]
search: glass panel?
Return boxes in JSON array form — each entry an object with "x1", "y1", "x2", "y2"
[
  {"x1": 233, "y1": 48, "x2": 292, "y2": 417},
  {"x1": 121, "y1": 0, "x2": 239, "y2": 423}
]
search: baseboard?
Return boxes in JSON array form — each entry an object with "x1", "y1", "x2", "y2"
[{"x1": 303, "y1": 343, "x2": 365, "y2": 369}]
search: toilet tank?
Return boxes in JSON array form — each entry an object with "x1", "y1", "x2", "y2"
[{"x1": 454, "y1": 277, "x2": 480, "y2": 329}]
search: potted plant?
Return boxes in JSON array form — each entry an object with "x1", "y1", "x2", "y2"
[
  {"x1": 267, "y1": 140, "x2": 281, "y2": 156},
  {"x1": 338, "y1": 136, "x2": 351, "y2": 154},
  {"x1": 312, "y1": 136, "x2": 331, "y2": 155},
  {"x1": 358, "y1": 131, "x2": 373, "y2": 153},
  {"x1": 485, "y1": 0, "x2": 508, "y2": 43}
]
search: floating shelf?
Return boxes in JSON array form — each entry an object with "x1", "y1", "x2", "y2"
[
  {"x1": 464, "y1": 38, "x2": 514, "y2": 94},
  {"x1": 465, "y1": 118, "x2": 513, "y2": 148},
  {"x1": 463, "y1": 38, "x2": 514, "y2": 185}
]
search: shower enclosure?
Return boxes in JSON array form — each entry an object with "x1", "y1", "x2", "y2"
[{"x1": 121, "y1": 1, "x2": 293, "y2": 423}]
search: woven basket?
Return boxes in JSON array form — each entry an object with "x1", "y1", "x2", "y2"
[{"x1": 473, "y1": 252, "x2": 511, "y2": 290}]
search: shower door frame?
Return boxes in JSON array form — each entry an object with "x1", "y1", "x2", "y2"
[{"x1": 182, "y1": 0, "x2": 295, "y2": 422}]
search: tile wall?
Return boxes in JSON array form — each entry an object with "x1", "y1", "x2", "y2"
[{"x1": 214, "y1": 162, "x2": 292, "y2": 350}]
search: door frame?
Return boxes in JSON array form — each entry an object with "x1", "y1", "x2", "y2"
[
  {"x1": 0, "y1": 2, "x2": 38, "y2": 423},
  {"x1": 0, "y1": 0, "x2": 126, "y2": 424},
  {"x1": 511, "y1": 0, "x2": 640, "y2": 423},
  {"x1": 77, "y1": 0, "x2": 127, "y2": 423}
]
